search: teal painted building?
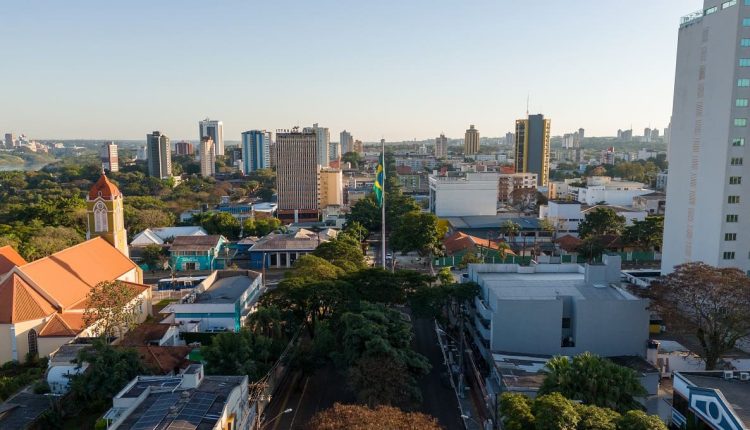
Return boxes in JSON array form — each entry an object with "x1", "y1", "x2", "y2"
[{"x1": 169, "y1": 235, "x2": 229, "y2": 272}]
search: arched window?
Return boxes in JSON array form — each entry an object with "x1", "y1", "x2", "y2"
[
  {"x1": 94, "y1": 201, "x2": 108, "y2": 232},
  {"x1": 28, "y1": 329, "x2": 38, "y2": 357}
]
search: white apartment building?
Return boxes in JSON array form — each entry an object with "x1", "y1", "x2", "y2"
[
  {"x1": 199, "y1": 136, "x2": 216, "y2": 177},
  {"x1": 663, "y1": 0, "x2": 750, "y2": 274},
  {"x1": 198, "y1": 118, "x2": 224, "y2": 156},
  {"x1": 435, "y1": 133, "x2": 448, "y2": 158},
  {"x1": 539, "y1": 201, "x2": 585, "y2": 236},
  {"x1": 100, "y1": 142, "x2": 119, "y2": 173},
  {"x1": 429, "y1": 172, "x2": 498, "y2": 217},
  {"x1": 573, "y1": 176, "x2": 652, "y2": 206},
  {"x1": 304, "y1": 123, "x2": 330, "y2": 168},
  {"x1": 498, "y1": 172, "x2": 538, "y2": 203}
]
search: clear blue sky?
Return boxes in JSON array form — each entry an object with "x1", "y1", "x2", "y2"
[{"x1": 1, "y1": 0, "x2": 702, "y2": 142}]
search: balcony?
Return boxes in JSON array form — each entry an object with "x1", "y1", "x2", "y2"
[
  {"x1": 474, "y1": 296, "x2": 493, "y2": 322},
  {"x1": 680, "y1": 10, "x2": 703, "y2": 28},
  {"x1": 474, "y1": 315, "x2": 491, "y2": 341}
]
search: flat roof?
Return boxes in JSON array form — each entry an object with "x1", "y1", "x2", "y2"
[
  {"x1": 679, "y1": 372, "x2": 750, "y2": 426},
  {"x1": 195, "y1": 275, "x2": 256, "y2": 304}
]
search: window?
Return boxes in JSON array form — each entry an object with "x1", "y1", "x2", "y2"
[
  {"x1": 738, "y1": 99, "x2": 750, "y2": 107},
  {"x1": 726, "y1": 233, "x2": 738, "y2": 241},
  {"x1": 730, "y1": 176, "x2": 743, "y2": 184},
  {"x1": 724, "y1": 251, "x2": 736, "y2": 260},
  {"x1": 738, "y1": 79, "x2": 750, "y2": 87},
  {"x1": 729, "y1": 195, "x2": 741, "y2": 204},
  {"x1": 744, "y1": 18, "x2": 750, "y2": 26},
  {"x1": 742, "y1": 38, "x2": 750, "y2": 47},
  {"x1": 741, "y1": 59, "x2": 750, "y2": 67},
  {"x1": 735, "y1": 118, "x2": 748, "y2": 126},
  {"x1": 727, "y1": 214, "x2": 739, "y2": 222},
  {"x1": 734, "y1": 138, "x2": 746, "y2": 146},
  {"x1": 562, "y1": 318, "x2": 571, "y2": 329},
  {"x1": 28, "y1": 330, "x2": 38, "y2": 358},
  {"x1": 731, "y1": 157, "x2": 744, "y2": 165},
  {"x1": 93, "y1": 201, "x2": 108, "y2": 233},
  {"x1": 707, "y1": 7, "x2": 719, "y2": 14},
  {"x1": 724, "y1": 0, "x2": 738, "y2": 8}
]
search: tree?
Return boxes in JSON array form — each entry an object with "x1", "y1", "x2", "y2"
[
  {"x1": 500, "y1": 220, "x2": 520, "y2": 242},
  {"x1": 23, "y1": 226, "x2": 83, "y2": 261},
  {"x1": 577, "y1": 404, "x2": 620, "y2": 430},
  {"x1": 458, "y1": 251, "x2": 482, "y2": 268},
  {"x1": 83, "y1": 280, "x2": 144, "y2": 340},
  {"x1": 578, "y1": 207, "x2": 626, "y2": 239},
  {"x1": 284, "y1": 255, "x2": 344, "y2": 282},
  {"x1": 313, "y1": 235, "x2": 366, "y2": 272},
  {"x1": 622, "y1": 217, "x2": 663, "y2": 251},
  {"x1": 649, "y1": 262, "x2": 750, "y2": 370},
  {"x1": 308, "y1": 403, "x2": 441, "y2": 430},
  {"x1": 539, "y1": 353, "x2": 646, "y2": 413},
  {"x1": 69, "y1": 341, "x2": 145, "y2": 410},
  {"x1": 200, "y1": 330, "x2": 277, "y2": 380},
  {"x1": 243, "y1": 217, "x2": 282, "y2": 237},
  {"x1": 348, "y1": 354, "x2": 422, "y2": 407},
  {"x1": 141, "y1": 244, "x2": 165, "y2": 269},
  {"x1": 389, "y1": 211, "x2": 446, "y2": 258},
  {"x1": 533, "y1": 392, "x2": 580, "y2": 430},
  {"x1": 192, "y1": 212, "x2": 241, "y2": 239},
  {"x1": 617, "y1": 411, "x2": 667, "y2": 430},
  {"x1": 124, "y1": 208, "x2": 174, "y2": 234},
  {"x1": 343, "y1": 221, "x2": 369, "y2": 243},
  {"x1": 341, "y1": 152, "x2": 363, "y2": 168},
  {"x1": 499, "y1": 392, "x2": 535, "y2": 430}
]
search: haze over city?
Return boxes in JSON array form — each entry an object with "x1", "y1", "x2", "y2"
[{"x1": 2, "y1": 0, "x2": 700, "y2": 141}]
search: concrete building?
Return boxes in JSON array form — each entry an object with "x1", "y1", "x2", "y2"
[
  {"x1": 100, "y1": 142, "x2": 119, "y2": 173},
  {"x1": 146, "y1": 131, "x2": 172, "y2": 179},
  {"x1": 199, "y1": 136, "x2": 215, "y2": 177},
  {"x1": 328, "y1": 141, "x2": 341, "y2": 163},
  {"x1": 498, "y1": 172, "x2": 538, "y2": 203},
  {"x1": 515, "y1": 114, "x2": 551, "y2": 186},
  {"x1": 464, "y1": 125, "x2": 480, "y2": 155},
  {"x1": 468, "y1": 255, "x2": 650, "y2": 357},
  {"x1": 198, "y1": 118, "x2": 224, "y2": 156},
  {"x1": 319, "y1": 168, "x2": 343, "y2": 210},
  {"x1": 671, "y1": 371, "x2": 750, "y2": 430},
  {"x1": 169, "y1": 235, "x2": 228, "y2": 272},
  {"x1": 340, "y1": 130, "x2": 354, "y2": 154},
  {"x1": 248, "y1": 228, "x2": 338, "y2": 269},
  {"x1": 504, "y1": 132, "x2": 515, "y2": 146},
  {"x1": 4, "y1": 133, "x2": 15, "y2": 148},
  {"x1": 241, "y1": 130, "x2": 271, "y2": 174},
  {"x1": 174, "y1": 140, "x2": 194, "y2": 156},
  {"x1": 656, "y1": 171, "x2": 668, "y2": 191},
  {"x1": 578, "y1": 128, "x2": 585, "y2": 141},
  {"x1": 303, "y1": 123, "x2": 330, "y2": 168},
  {"x1": 435, "y1": 133, "x2": 448, "y2": 158},
  {"x1": 539, "y1": 200, "x2": 585, "y2": 236},
  {"x1": 632, "y1": 192, "x2": 667, "y2": 215},
  {"x1": 275, "y1": 128, "x2": 320, "y2": 223},
  {"x1": 353, "y1": 139, "x2": 363, "y2": 153},
  {"x1": 101, "y1": 364, "x2": 253, "y2": 430},
  {"x1": 573, "y1": 176, "x2": 652, "y2": 206},
  {"x1": 165, "y1": 270, "x2": 263, "y2": 332},
  {"x1": 429, "y1": 173, "x2": 498, "y2": 217},
  {"x1": 130, "y1": 226, "x2": 208, "y2": 247},
  {"x1": 663, "y1": 0, "x2": 750, "y2": 274}
]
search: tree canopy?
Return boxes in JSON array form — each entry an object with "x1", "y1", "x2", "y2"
[
  {"x1": 309, "y1": 403, "x2": 441, "y2": 430},
  {"x1": 83, "y1": 280, "x2": 144, "y2": 340},
  {"x1": 579, "y1": 207, "x2": 626, "y2": 239}
]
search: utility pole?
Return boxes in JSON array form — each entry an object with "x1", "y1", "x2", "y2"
[{"x1": 458, "y1": 304, "x2": 466, "y2": 398}]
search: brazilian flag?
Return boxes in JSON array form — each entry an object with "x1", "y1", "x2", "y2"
[{"x1": 374, "y1": 153, "x2": 385, "y2": 208}]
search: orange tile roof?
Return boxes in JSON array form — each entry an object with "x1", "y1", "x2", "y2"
[
  {"x1": 0, "y1": 246, "x2": 27, "y2": 275},
  {"x1": 443, "y1": 232, "x2": 515, "y2": 256},
  {"x1": 88, "y1": 173, "x2": 121, "y2": 200},
  {"x1": 38, "y1": 313, "x2": 81, "y2": 337},
  {"x1": 21, "y1": 237, "x2": 138, "y2": 310},
  {"x1": 0, "y1": 273, "x2": 56, "y2": 323}
]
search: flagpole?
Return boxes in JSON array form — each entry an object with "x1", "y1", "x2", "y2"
[{"x1": 381, "y1": 138, "x2": 386, "y2": 269}]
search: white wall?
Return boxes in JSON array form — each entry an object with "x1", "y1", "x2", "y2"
[{"x1": 430, "y1": 173, "x2": 498, "y2": 217}]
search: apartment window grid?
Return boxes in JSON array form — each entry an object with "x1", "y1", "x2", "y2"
[
  {"x1": 744, "y1": 17, "x2": 750, "y2": 26},
  {"x1": 729, "y1": 195, "x2": 741, "y2": 204},
  {"x1": 739, "y1": 79, "x2": 750, "y2": 87},
  {"x1": 734, "y1": 137, "x2": 746, "y2": 146},
  {"x1": 727, "y1": 214, "x2": 739, "y2": 222},
  {"x1": 738, "y1": 98, "x2": 750, "y2": 107},
  {"x1": 724, "y1": 252, "x2": 736, "y2": 260},
  {"x1": 730, "y1": 176, "x2": 743, "y2": 184},
  {"x1": 742, "y1": 59, "x2": 750, "y2": 67},
  {"x1": 726, "y1": 233, "x2": 738, "y2": 241},
  {"x1": 725, "y1": 0, "x2": 738, "y2": 7},
  {"x1": 743, "y1": 38, "x2": 750, "y2": 47},
  {"x1": 735, "y1": 118, "x2": 748, "y2": 126},
  {"x1": 731, "y1": 157, "x2": 744, "y2": 165}
]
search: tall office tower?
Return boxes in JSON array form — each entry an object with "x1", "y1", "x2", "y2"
[
  {"x1": 617, "y1": 129, "x2": 623, "y2": 139},
  {"x1": 4, "y1": 133, "x2": 15, "y2": 148},
  {"x1": 146, "y1": 131, "x2": 172, "y2": 179},
  {"x1": 435, "y1": 133, "x2": 448, "y2": 158},
  {"x1": 464, "y1": 125, "x2": 480, "y2": 155},
  {"x1": 644, "y1": 127, "x2": 653, "y2": 142},
  {"x1": 651, "y1": 128, "x2": 661, "y2": 140},
  {"x1": 562, "y1": 133, "x2": 576, "y2": 149},
  {"x1": 621, "y1": 129, "x2": 633, "y2": 140},
  {"x1": 340, "y1": 130, "x2": 354, "y2": 154},
  {"x1": 578, "y1": 128, "x2": 585, "y2": 142},
  {"x1": 329, "y1": 142, "x2": 341, "y2": 163},
  {"x1": 353, "y1": 139, "x2": 363, "y2": 153},
  {"x1": 275, "y1": 128, "x2": 320, "y2": 223},
  {"x1": 241, "y1": 130, "x2": 271, "y2": 174},
  {"x1": 505, "y1": 132, "x2": 515, "y2": 146},
  {"x1": 174, "y1": 141, "x2": 194, "y2": 156},
  {"x1": 199, "y1": 136, "x2": 216, "y2": 177},
  {"x1": 514, "y1": 114, "x2": 551, "y2": 186},
  {"x1": 303, "y1": 123, "x2": 330, "y2": 167},
  {"x1": 663, "y1": 0, "x2": 750, "y2": 274},
  {"x1": 100, "y1": 142, "x2": 119, "y2": 173},
  {"x1": 199, "y1": 118, "x2": 224, "y2": 156}
]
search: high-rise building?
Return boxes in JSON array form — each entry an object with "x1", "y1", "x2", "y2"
[
  {"x1": 464, "y1": 125, "x2": 480, "y2": 155},
  {"x1": 435, "y1": 133, "x2": 448, "y2": 158},
  {"x1": 146, "y1": 131, "x2": 172, "y2": 179},
  {"x1": 199, "y1": 118, "x2": 224, "y2": 156},
  {"x1": 275, "y1": 128, "x2": 320, "y2": 223},
  {"x1": 241, "y1": 130, "x2": 271, "y2": 174},
  {"x1": 199, "y1": 136, "x2": 216, "y2": 177},
  {"x1": 353, "y1": 140, "x2": 363, "y2": 153},
  {"x1": 663, "y1": 0, "x2": 750, "y2": 274},
  {"x1": 4, "y1": 133, "x2": 15, "y2": 148},
  {"x1": 303, "y1": 123, "x2": 330, "y2": 167},
  {"x1": 514, "y1": 114, "x2": 551, "y2": 186},
  {"x1": 174, "y1": 141, "x2": 194, "y2": 156},
  {"x1": 329, "y1": 142, "x2": 341, "y2": 163},
  {"x1": 100, "y1": 142, "x2": 119, "y2": 173},
  {"x1": 319, "y1": 168, "x2": 343, "y2": 209},
  {"x1": 340, "y1": 130, "x2": 354, "y2": 154},
  {"x1": 578, "y1": 128, "x2": 585, "y2": 141},
  {"x1": 644, "y1": 127, "x2": 653, "y2": 142},
  {"x1": 505, "y1": 132, "x2": 515, "y2": 146}
]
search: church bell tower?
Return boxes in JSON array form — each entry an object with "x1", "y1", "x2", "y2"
[{"x1": 86, "y1": 173, "x2": 129, "y2": 257}]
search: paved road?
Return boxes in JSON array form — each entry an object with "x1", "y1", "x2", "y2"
[{"x1": 412, "y1": 317, "x2": 465, "y2": 430}]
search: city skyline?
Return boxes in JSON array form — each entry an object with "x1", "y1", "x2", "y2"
[{"x1": 2, "y1": 0, "x2": 699, "y2": 141}]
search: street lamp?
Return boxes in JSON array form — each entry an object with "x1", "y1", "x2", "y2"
[
  {"x1": 461, "y1": 414, "x2": 491, "y2": 430},
  {"x1": 259, "y1": 408, "x2": 293, "y2": 430}
]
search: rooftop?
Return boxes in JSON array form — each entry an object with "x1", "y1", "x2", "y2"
[
  {"x1": 249, "y1": 228, "x2": 337, "y2": 252},
  {"x1": 678, "y1": 371, "x2": 750, "y2": 426},
  {"x1": 446, "y1": 216, "x2": 541, "y2": 231},
  {"x1": 194, "y1": 274, "x2": 259, "y2": 305},
  {"x1": 170, "y1": 235, "x2": 225, "y2": 252}
]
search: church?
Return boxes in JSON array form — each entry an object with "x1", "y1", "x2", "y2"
[{"x1": 0, "y1": 173, "x2": 152, "y2": 363}]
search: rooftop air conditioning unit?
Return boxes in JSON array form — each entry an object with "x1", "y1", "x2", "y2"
[
  {"x1": 740, "y1": 373, "x2": 750, "y2": 381},
  {"x1": 724, "y1": 370, "x2": 734, "y2": 380}
]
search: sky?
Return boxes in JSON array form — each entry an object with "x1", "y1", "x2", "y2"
[{"x1": 0, "y1": 0, "x2": 703, "y2": 142}]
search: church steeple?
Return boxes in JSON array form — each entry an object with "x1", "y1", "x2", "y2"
[{"x1": 86, "y1": 173, "x2": 128, "y2": 257}]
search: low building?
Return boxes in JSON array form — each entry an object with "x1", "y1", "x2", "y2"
[
  {"x1": 581, "y1": 205, "x2": 648, "y2": 225},
  {"x1": 671, "y1": 371, "x2": 750, "y2": 430},
  {"x1": 468, "y1": 255, "x2": 650, "y2": 358},
  {"x1": 441, "y1": 232, "x2": 515, "y2": 265},
  {"x1": 539, "y1": 200, "x2": 585, "y2": 236},
  {"x1": 169, "y1": 235, "x2": 229, "y2": 271},
  {"x1": 102, "y1": 364, "x2": 253, "y2": 430},
  {"x1": 572, "y1": 176, "x2": 653, "y2": 206},
  {"x1": 429, "y1": 173, "x2": 499, "y2": 217},
  {"x1": 130, "y1": 226, "x2": 208, "y2": 247},
  {"x1": 498, "y1": 173, "x2": 538, "y2": 203},
  {"x1": 632, "y1": 191, "x2": 666, "y2": 215},
  {"x1": 247, "y1": 228, "x2": 337, "y2": 269},
  {"x1": 163, "y1": 270, "x2": 263, "y2": 332}
]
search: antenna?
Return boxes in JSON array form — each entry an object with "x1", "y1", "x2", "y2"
[{"x1": 526, "y1": 93, "x2": 530, "y2": 116}]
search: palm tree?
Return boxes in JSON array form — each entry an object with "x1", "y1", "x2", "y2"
[
  {"x1": 500, "y1": 220, "x2": 521, "y2": 244},
  {"x1": 496, "y1": 241, "x2": 511, "y2": 263}
]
